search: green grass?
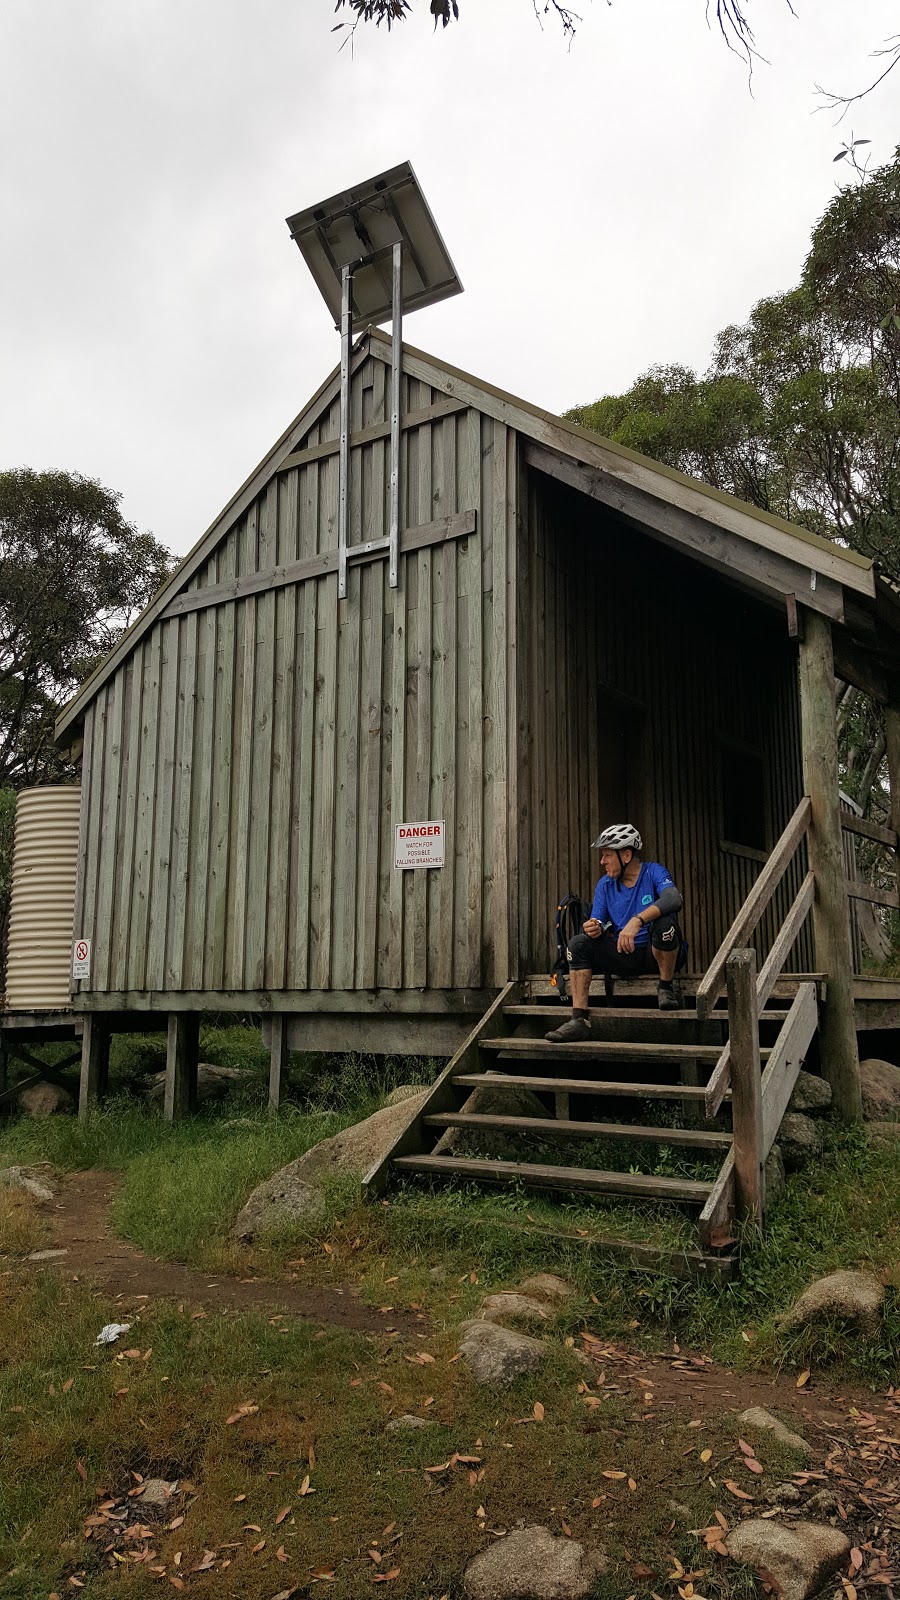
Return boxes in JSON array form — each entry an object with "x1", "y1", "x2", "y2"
[{"x1": 0, "y1": 1270, "x2": 792, "y2": 1600}]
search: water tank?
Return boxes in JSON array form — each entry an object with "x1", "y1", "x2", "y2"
[{"x1": 5, "y1": 786, "x2": 81, "y2": 1012}]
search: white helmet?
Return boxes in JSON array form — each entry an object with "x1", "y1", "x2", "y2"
[{"x1": 591, "y1": 823, "x2": 642, "y2": 852}]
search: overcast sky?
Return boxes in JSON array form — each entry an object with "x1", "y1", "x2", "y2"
[{"x1": 1, "y1": 0, "x2": 897, "y2": 558}]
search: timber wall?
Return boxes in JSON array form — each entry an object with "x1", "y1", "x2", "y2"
[
  {"x1": 517, "y1": 471, "x2": 812, "y2": 974},
  {"x1": 73, "y1": 351, "x2": 517, "y2": 999}
]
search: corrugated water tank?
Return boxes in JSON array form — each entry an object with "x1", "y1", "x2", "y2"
[{"x1": 5, "y1": 786, "x2": 81, "y2": 1012}]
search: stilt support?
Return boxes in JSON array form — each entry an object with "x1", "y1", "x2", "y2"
[
  {"x1": 79, "y1": 1014, "x2": 110, "y2": 1118},
  {"x1": 268, "y1": 1014, "x2": 288, "y2": 1115},
  {"x1": 798, "y1": 607, "x2": 861, "y2": 1120},
  {"x1": 727, "y1": 949, "x2": 764, "y2": 1224},
  {"x1": 164, "y1": 1013, "x2": 199, "y2": 1122}
]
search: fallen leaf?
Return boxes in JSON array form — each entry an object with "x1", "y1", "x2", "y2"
[
  {"x1": 243, "y1": 1524, "x2": 263, "y2": 1533},
  {"x1": 724, "y1": 1480, "x2": 753, "y2": 1501},
  {"x1": 533, "y1": 1402, "x2": 545, "y2": 1422},
  {"x1": 166, "y1": 1515, "x2": 185, "y2": 1531},
  {"x1": 310, "y1": 1572, "x2": 336, "y2": 1584},
  {"x1": 602, "y1": 1470, "x2": 627, "y2": 1480},
  {"x1": 368, "y1": 1550, "x2": 383, "y2": 1564},
  {"x1": 850, "y1": 1549, "x2": 863, "y2": 1573},
  {"x1": 271, "y1": 1590, "x2": 300, "y2": 1600},
  {"x1": 372, "y1": 1570, "x2": 401, "y2": 1583},
  {"x1": 633, "y1": 1565, "x2": 655, "y2": 1579},
  {"x1": 62, "y1": 1377, "x2": 75, "y2": 1393},
  {"x1": 76, "y1": 1459, "x2": 88, "y2": 1482},
  {"x1": 298, "y1": 1475, "x2": 313, "y2": 1496},
  {"x1": 745, "y1": 1458, "x2": 764, "y2": 1475},
  {"x1": 796, "y1": 1370, "x2": 810, "y2": 1389},
  {"x1": 226, "y1": 1402, "x2": 259, "y2": 1425},
  {"x1": 276, "y1": 1545, "x2": 288, "y2": 1562},
  {"x1": 700, "y1": 1449, "x2": 713, "y2": 1463},
  {"x1": 628, "y1": 1479, "x2": 637, "y2": 1492},
  {"x1": 234, "y1": 1493, "x2": 247, "y2": 1503},
  {"x1": 379, "y1": 1382, "x2": 394, "y2": 1394},
  {"x1": 425, "y1": 1461, "x2": 452, "y2": 1474},
  {"x1": 591, "y1": 1496, "x2": 607, "y2": 1508},
  {"x1": 275, "y1": 1506, "x2": 292, "y2": 1525},
  {"x1": 251, "y1": 1538, "x2": 267, "y2": 1554},
  {"x1": 169, "y1": 1581, "x2": 184, "y2": 1593}
]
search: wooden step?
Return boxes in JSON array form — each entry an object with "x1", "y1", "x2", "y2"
[
  {"x1": 481, "y1": 1039, "x2": 771, "y2": 1063},
  {"x1": 452, "y1": 1072, "x2": 729, "y2": 1100},
  {"x1": 392, "y1": 1153, "x2": 713, "y2": 1204},
  {"x1": 504, "y1": 1006, "x2": 789, "y2": 1024},
  {"x1": 423, "y1": 1111, "x2": 732, "y2": 1149},
  {"x1": 525, "y1": 973, "x2": 826, "y2": 1001}
]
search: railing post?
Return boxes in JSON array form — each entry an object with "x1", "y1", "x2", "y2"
[
  {"x1": 798, "y1": 608, "x2": 861, "y2": 1121},
  {"x1": 727, "y1": 948, "x2": 764, "y2": 1225}
]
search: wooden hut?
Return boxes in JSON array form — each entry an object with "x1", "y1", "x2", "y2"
[{"x1": 55, "y1": 330, "x2": 900, "y2": 1247}]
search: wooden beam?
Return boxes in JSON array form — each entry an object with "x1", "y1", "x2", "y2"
[
  {"x1": 696, "y1": 797, "x2": 811, "y2": 1021},
  {"x1": 841, "y1": 812, "x2": 899, "y2": 850},
  {"x1": 277, "y1": 397, "x2": 469, "y2": 472},
  {"x1": 162, "y1": 510, "x2": 477, "y2": 620},
  {"x1": 833, "y1": 635, "x2": 890, "y2": 705},
  {"x1": 844, "y1": 878, "x2": 900, "y2": 910},
  {"x1": 799, "y1": 607, "x2": 862, "y2": 1121},
  {"x1": 78, "y1": 1014, "x2": 109, "y2": 1119},
  {"x1": 885, "y1": 695, "x2": 900, "y2": 838},
  {"x1": 164, "y1": 1013, "x2": 199, "y2": 1122},
  {"x1": 524, "y1": 441, "x2": 846, "y2": 623},
  {"x1": 76, "y1": 986, "x2": 496, "y2": 1016},
  {"x1": 727, "y1": 949, "x2": 764, "y2": 1225}
]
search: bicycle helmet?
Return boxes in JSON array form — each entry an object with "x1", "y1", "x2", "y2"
[{"x1": 591, "y1": 823, "x2": 642, "y2": 851}]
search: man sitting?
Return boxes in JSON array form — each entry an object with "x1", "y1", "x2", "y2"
[{"x1": 546, "y1": 823, "x2": 686, "y2": 1043}]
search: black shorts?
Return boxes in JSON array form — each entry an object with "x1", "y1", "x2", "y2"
[{"x1": 567, "y1": 917, "x2": 687, "y2": 978}]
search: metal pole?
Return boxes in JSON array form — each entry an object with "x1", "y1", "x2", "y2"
[
  {"x1": 338, "y1": 264, "x2": 352, "y2": 601},
  {"x1": 389, "y1": 241, "x2": 402, "y2": 589}
]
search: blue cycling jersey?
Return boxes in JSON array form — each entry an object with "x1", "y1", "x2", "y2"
[{"x1": 590, "y1": 861, "x2": 677, "y2": 946}]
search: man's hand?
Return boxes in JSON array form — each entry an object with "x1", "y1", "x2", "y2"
[
  {"x1": 583, "y1": 917, "x2": 602, "y2": 938},
  {"x1": 616, "y1": 917, "x2": 644, "y2": 955}
]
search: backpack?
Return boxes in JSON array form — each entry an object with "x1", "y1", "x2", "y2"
[{"x1": 550, "y1": 893, "x2": 593, "y2": 1003}]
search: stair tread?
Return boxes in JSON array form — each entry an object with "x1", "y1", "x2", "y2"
[
  {"x1": 504, "y1": 1006, "x2": 790, "y2": 1023},
  {"x1": 423, "y1": 1111, "x2": 732, "y2": 1148},
  {"x1": 452, "y1": 1072, "x2": 729, "y2": 1099},
  {"x1": 481, "y1": 1038, "x2": 763, "y2": 1062},
  {"x1": 393, "y1": 1152, "x2": 713, "y2": 1203}
]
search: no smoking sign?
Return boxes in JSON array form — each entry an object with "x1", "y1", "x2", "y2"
[{"x1": 72, "y1": 939, "x2": 91, "y2": 981}]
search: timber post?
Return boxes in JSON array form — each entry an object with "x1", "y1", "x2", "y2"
[
  {"x1": 164, "y1": 1013, "x2": 200, "y2": 1122},
  {"x1": 884, "y1": 680, "x2": 900, "y2": 838},
  {"x1": 78, "y1": 1014, "x2": 109, "y2": 1119},
  {"x1": 726, "y1": 948, "x2": 764, "y2": 1224},
  {"x1": 268, "y1": 1014, "x2": 288, "y2": 1115},
  {"x1": 798, "y1": 607, "x2": 862, "y2": 1121}
]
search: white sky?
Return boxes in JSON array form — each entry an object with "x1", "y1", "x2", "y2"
[{"x1": 1, "y1": 0, "x2": 897, "y2": 558}]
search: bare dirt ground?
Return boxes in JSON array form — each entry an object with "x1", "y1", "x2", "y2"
[{"x1": 23, "y1": 1168, "x2": 424, "y2": 1337}]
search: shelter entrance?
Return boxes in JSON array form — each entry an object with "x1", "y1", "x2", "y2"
[{"x1": 595, "y1": 691, "x2": 647, "y2": 834}]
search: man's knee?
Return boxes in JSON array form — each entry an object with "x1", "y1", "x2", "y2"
[
  {"x1": 567, "y1": 931, "x2": 595, "y2": 969},
  {"x1": 650, "y1": 914, "x2": 682, "y2": 952}
]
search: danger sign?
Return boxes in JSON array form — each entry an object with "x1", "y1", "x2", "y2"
[
  {"x1": 72, "y1": 939, "x2": 91, "y2": 981},
  {"x1": 394, "y1": 820, "x2": 445, "y2": 870}
]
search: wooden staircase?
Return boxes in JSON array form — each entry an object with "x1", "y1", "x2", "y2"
[{"x1": 364, "y1": 799, "x2": 824, "y2": 1272}]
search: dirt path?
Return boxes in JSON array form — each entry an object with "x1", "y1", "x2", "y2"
[{"x1": 23, "y1": 1169, "x2": 424, "y2": 1337}]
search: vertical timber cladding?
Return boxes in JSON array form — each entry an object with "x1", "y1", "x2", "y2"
[
  {"x1": 74, "y1": 353, "x2": 518, "y2": 996},
  {"x1": 517, "y1": 472, "x2": 811, "y2": 975}
]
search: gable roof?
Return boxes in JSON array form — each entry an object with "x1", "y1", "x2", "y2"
[{"x1": 56, "y1": 327, "x2": 878, "y2": 740}]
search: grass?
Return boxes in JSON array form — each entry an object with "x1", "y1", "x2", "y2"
[{"x1": 0, "y1": 1270, "x2": 793, "y2": 1600}]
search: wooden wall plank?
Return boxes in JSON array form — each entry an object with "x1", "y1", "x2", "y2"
[
  {"x1": 246, "y1": 485, "x2": 277, "y2": 988},
  {"x1": 146, "y1": 619, "x2": 178, "y2": 990},
  {"x1": 127, "y1": 627, "x2": 161, "y2": 991},
  {"x1": 108, "y1": 656, "x2": 140, "y2": 991},
  {"x1": 167, "y1": 612, "x2": 197, "y2": 988},
  {"x1": 184, "y1": 608, "x2": 215, "y2": 990},
  {"x1": 93, "y1": 672, "x2": 125, "y2": 990}
]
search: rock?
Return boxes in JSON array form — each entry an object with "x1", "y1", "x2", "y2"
[
  {"x1": 428, "y1": 1265, "x2": 447, "y2": 1281},
  {"x1": 668, "y1": 1500, "x2": 693, "y2": 1520},
  {"x1": 725, "y1": 1519, "x2": 849, "y2": 1600},
  {"x1": 17, "y1": 1081, "x2": 74, "y2": 1117},
  {"x1": 789, "y1": 1071, "x2": 832, "y2": 1115},
  {"x1": 765, "y1": 1144, "x2": 786, "y2": 1207},
  {"x1": 517, "y1": 1274, "x2": 576, "y2": 1304},
  {"x1": 478, "y1": 1293, "x2": 555, "y2": 1327},
  {"x1": 233, "y1": 1174, "x2": 327, "y2": 1242},
  {"x1": 27, "y1": 1248, "x2": 68, "y2": 1261},
  {"x1": 458, "y1": 1320, "x2": 549, "y2": 1387},
  {"x1": 232, "y1": 1091, "x2": 429, "y2": 1241},
  {"x1": 384, "y1": 1413, "x2": 434, "y2": 1433},
  {"x1": 463, "y1": 1525, "x2": 607, "y2": 1600},
  {"x1": 0, "y1": 1165, "x2": 55, "y2": 1203},
  {"x1": 764, "y1": 1482, "x2": 802, "y2": 1506},
  {"x1": 737, "y1": 1407, "x2": 812, "y2": 1458},
  {"x1": 433, "y1": 1076, "x2": 552, "y2": 1160},
  {"x1": 859, "y1": 1058, "x2": 900, "y2": 1121},
  {"x1": 384, "y1": 1084, "x2": 423, "y2": 1106},
  {"x1": 778, "y1": 1269, "x2": 885, "y2": 1338},
  {"x1": 805, "y1": 1488, "x2": 839, "y2": 1518},
  {"x1": 138, "y1": 1479, "x2": 178, "y2": 1509},
  {"x1": 148, "y1": 1064, "x2": 246, "y2": 1105},
  {"x1": 777, "y1": 1112, "x2": 824, "y2": 1170},
  {"x1": 866, "y1": 1121, "x2": 900, "y2": 1147}
]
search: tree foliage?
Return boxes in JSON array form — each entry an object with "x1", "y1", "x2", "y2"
[
  {"x1": 566, "y1": 146, "x2": 900, "y2": 831},
  {"x1": 0, "y1": 469, "x2": 174, "y2": 789}
]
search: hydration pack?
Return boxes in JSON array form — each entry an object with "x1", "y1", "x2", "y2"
[{"x1": 550, "y1": 893, "x2": 593, "y2": 1003}]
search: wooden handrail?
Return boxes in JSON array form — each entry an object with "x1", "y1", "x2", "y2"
[
  {"x1": 696, "y1": 796, "x2": 811, "y2": 1021},
  {"x1": 705, "y1": 871, "x2": 815, "y2": 1117},
  {"x1": 845, "y1": 878, "x2": 900, "y2": 911},
  {"x1": 840, "y1": 812, "x2": 899, "y2": 851}
]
